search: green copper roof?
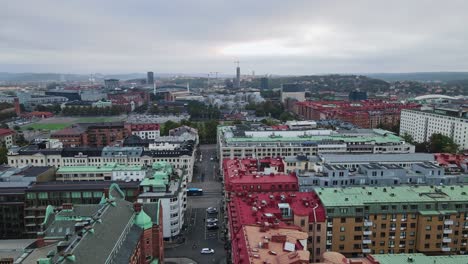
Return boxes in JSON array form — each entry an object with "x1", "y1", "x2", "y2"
[
  {"x1": 57, "y1": 163, "x2": 144, "y2": 173},
  {"x1": 316, "y1": 185, "x2": 468, "y2": 207},
  {"x1": 134, "y1": 209, "x2": 152, "y2": 230},
  {"x1": 372, "y1": 254, "x2": 468, "y2": 264}
]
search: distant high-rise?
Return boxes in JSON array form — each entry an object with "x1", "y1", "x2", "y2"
[
  {"x1": 348, "y1": 90, "x2": 367, "y2": 101},
  {"x1": 234, "y1": 61, "x2": 241, "y2": 89},
  {"x1": 104, "y1": 79, "x2": 119, "y2": 90},
  {"x1": 147, "y1": 71, "x2": 154, "y2": 85},
  {"x1": 260, "y1": 77, "x2": 269, "y2": 90}
]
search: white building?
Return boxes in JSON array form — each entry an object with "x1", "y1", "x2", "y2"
[
  {"x1": 400, "y1": 108, "x2": 468, "y2": 149},
  {"x1": 8, "y1": 142, "x2": 196, "y2": 181},
  {"x1": 56, "y1": 163, "x2": 146, "y2": 181},
  {"x1": 137, "y1": 162, "x2": 187, "y2": 239},
  {"x1": 218, "y1": 125, "x2": 415, "y2": 167}
]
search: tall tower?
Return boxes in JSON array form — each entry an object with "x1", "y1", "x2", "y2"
[
  {"x1": 147, "y1": 71, "x2": 154, "y2": 85},
  {"x1": 234, "y1": 61, "x2": 240, "y2": 89}
]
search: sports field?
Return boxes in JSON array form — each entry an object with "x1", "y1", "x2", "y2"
[{"x1": 21, "y1": 116, "x2": 127, "y2": 131}]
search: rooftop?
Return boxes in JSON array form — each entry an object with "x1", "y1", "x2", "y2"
[
  {"x1": 369, "y1": 253, "x2": 468, "y2": 264},
  {"x1": 316, "y1": 185, "x2": 468, "y2": 207},
  {"x1": 57, "y1": 163, "x2": 144, "y2": 173},
  {"x1": 319, "y1": 153, "x2": 434, "y2": 163},
  {"x1": 232, "y1": 225, "x2": 309, "y2": 264}
]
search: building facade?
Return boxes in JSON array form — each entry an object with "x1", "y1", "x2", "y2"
[
  {"x1": 400, "y1": 108, "x2": 468, "y2": 150},
  {"x1": 56, "y1": 163, "x2": 146, "y2": 181},
  {"x1": 218, "y1": 125, "x2": 415, "y2": 166},
  {"x1": 8, "y1": 144, "x2": 196, "y2": 181},
  {"x1": 137, "y1": 162, "x2": 187, "y2": 239},
  {"x1": 0, "y1": 128, "x2": 15, "y2": 148},
  {"x1": 317, "y1": 185, "x2": 468, "y2": 256}
]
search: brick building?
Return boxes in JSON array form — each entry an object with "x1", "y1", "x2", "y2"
[
  {"x1": 294, "y1": 100, "x2": 419, "y2": 129},
  {"x1": 51, "y1": 122, "x2": 128, "y2": 147}
]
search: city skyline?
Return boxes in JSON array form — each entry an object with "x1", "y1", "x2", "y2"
[{"x1": 2, "y1": 0, "x2": 468, "y2": 75}]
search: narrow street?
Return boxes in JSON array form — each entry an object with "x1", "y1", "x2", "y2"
[{"x1": 165, "y1": 144, "x2": 226, "y2": 264}]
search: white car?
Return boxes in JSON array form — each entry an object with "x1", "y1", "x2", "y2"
[{"x1": 200, "y1": 248, "x2": 215, "y2": 254}]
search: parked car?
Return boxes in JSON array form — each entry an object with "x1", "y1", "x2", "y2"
[
  {"x1": 206, "y1": 207, "x2": 218, "y2": 214},
  {"x1": 206, "y1": 223, "x2": 219, "y2": 230},
  {"x1": 206, "y1": 218, "x2": 218, "y2": 224},
  {"x1": 200, "y1": 248, "x2": 215, "y2": 254}
]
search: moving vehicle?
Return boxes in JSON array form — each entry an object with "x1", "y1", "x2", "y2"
[
  {"x1": 200, "y1": 248, "x2": 215, "y2": 254},
  {"x1": 187, "y1": 188, "x2": 203, "y2": 196}
]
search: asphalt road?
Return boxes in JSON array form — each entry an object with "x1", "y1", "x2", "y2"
[{"x1": 165, "y1": 144, "x2": 227, "y2": 264}]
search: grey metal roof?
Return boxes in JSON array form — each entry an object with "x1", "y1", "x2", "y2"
[{"x1": 319, "y1": 153, "x2": 434, "y2": 163}]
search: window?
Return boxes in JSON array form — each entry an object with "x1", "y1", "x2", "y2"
[
  {"x1": 340, "y1": 236, "x2": 345, "y2": 241},
  {"x1": 426, "y1": 226, "x2": 431, "y2": 231},
  {"x1": 340, "y1": 227, "x2": 345, "y2": 232}
]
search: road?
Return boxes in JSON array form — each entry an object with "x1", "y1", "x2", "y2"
[{"x1": 165, "y1": 144, "x2": 226, "y2": 264}]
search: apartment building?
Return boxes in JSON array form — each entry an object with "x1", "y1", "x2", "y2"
[
  {"x1": 400, "y1": 107, "x2": 468, "y2": 149},
  {"x1": 227, "y1": 192, "x2": 326, "y2": 262},
  {"x1": 218, "y1": 125, "x2": 415, "y2": 166},
  {"x1": 284, "y1": 153, "x2": 435, "y2": 173},
  {"x1": 125, "y1": 123, "x2": 160, "y2": 139},
  {"x1": 316, "y1": 185, "x2": 468, "y2": 257},
  {"x1": 137, "y1": 162, "x2": 187, "y2": 240},
  {"x1": 0, "y1": 128, "x2": 15, "y2": 148},
  {"x1": 295, "y1": 100, "x2": 419, "y2": 129},
  {"x1": 51, "y1": 122, "x2": 129, "y2": 147},
  {"x1": 56, "y1": 163, "x2": 146, "y2": 181},
  {"x1": 8, "y1": 141, "x2": 196, "y2": 181},
  {"x1": 291, "y1": 160, "x2": 468, "y2": 191}
]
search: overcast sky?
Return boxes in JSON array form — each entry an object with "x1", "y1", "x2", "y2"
[{"x1": 2, "y1": 0, "x2": 468, "y2": 75}]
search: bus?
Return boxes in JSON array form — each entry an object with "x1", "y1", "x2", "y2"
[{"x1": 187, "y1": 188, "x2": 203, "y2": 196}]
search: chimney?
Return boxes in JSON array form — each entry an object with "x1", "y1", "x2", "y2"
[
  {"x1": 103, "y1": 188, "x2": 109, "y2": 199},
  {"x1": 14, "y1": 98, "x2": 21, "y2": 116},
  {"x1": 36, "y1": 232, "x2": 46, "y2": 248},
  {"x1": 133, "y1": 202, "x2": 142, "y2": 213},
  {"x1": 165, "y1": 184, "x2": 170, "y2": 193}
]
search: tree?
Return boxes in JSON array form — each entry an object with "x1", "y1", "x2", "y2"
[
  {"x1": 401, "y1": 132, "x2": 414, "y2": 144},
  {"x1": 428, "y1": 133, "x2": 458, "y2": 153},
  {"x1": 0, "y1": 143, "x2": 7, "y2": 165},
  {"x1": 161, "y1": 120, "x2": 180, "y2": 136},
  {"x1": 15, "y1": 134, "x2": 29, "y2": 146},
  {"x1": 279, "y1": 112, "x2": 294, "y2": 122}
]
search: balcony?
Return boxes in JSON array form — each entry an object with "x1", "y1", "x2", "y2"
[
  {"x1": 391, "y1": 218, "x2": 396, "y2": 222},
  {"x1": 463, "y1": 243, "x2": 467, "y2": 246},
  {"x1": 363, "y1": 239, "x2": 372, "y2": 244},
  {"x1": 443, "y1": 238, "x2": 452, "y2": 243},
  {"x1": 326, "y1": 240, "x2": 332, "y2": 245},
  {"x1": 443, "y1": 229, "x2": 453, "y2": 234},
  {"x1": 327, "y1": 222, "x2": 333, "y2": 227},
  {"x1": 400, "y1": 236, "x2": 406, "y2": 239},
  {"x1": 389, "y1": 245, "x2": 395, "y2": 248},
  {"x1": 464, "y1": 234, "x2": 468, "y2": 238},
  {"x1": 400, "y1": 227, "x2": 406, "y2": 231},
  {"x1": 327, "y1": 231, "x2": 332, "y2": 236},
  {"x1": 399, "y1": 244, "x2": 405, "y2": 248},
  {"x1": 363, "y1": 231, "x2": 372, "y2": 235},
  {"x1": 401, "y1": 218, "x2": 407, "y2": 222},
  {"x1": 441, "y1": 247, "x2": 451, "y2": 252},
  {"x1": 444, "y1": 220, "x2": 454, "y2": 225},
  {"x1": 364, "y1": 221, "x2": 373, "y2": 227},
  {"x1": 390, "y1": 227, "x2": 396, "y2": 231},
  {"x1": 362, "y1": 248, "x2": 371, "y2": 253},
  {"x1": 390, "y1": 236, "x2": 395, "y2": 239}
]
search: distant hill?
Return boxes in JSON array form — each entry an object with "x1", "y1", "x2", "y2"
[
  {"x1": 252, "y1": 74, "x2": 390, "y2": 93},
  {"x1": 366, "y1": 72, "x2": 468, "y2": 82}
]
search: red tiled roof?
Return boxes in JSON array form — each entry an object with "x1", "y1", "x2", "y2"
[{"x1": 0, "y1": 128, "x2": 14, "y2": 137}]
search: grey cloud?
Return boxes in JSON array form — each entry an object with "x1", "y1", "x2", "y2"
[{"x1": 1, "y1": 0, "x2": 468, "y2": 74}]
